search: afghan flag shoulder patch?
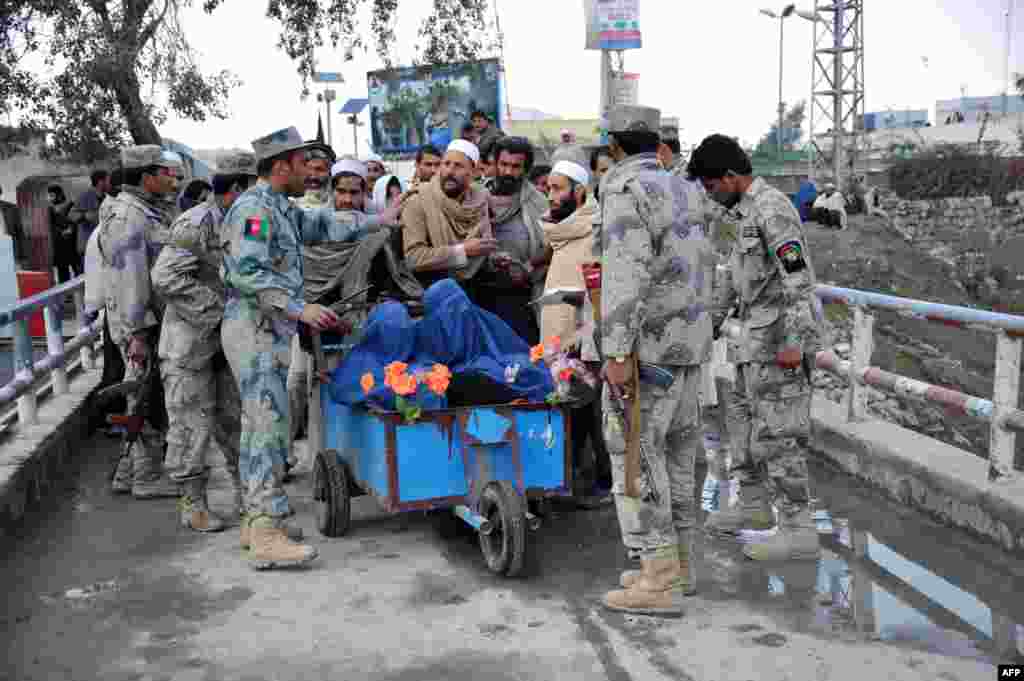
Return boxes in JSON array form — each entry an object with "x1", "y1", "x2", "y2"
[
  {"x1": 243, "y1": 214, "x2": 270, "y2": 243},
  {"x1": 775, "y1": 239, "x2": 807, "y2": 274}
]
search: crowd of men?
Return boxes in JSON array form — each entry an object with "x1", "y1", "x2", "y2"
[{"x1": 79, "y1": 103, "x2": 826, "y2": 617}]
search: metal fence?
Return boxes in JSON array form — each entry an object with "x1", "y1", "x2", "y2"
[
  {"x1": 0, "y1": 276, "x2": 100, "y2": 427},
  {"x1": 719, "y1": 284, "x2": 1024, "y2": 483}
]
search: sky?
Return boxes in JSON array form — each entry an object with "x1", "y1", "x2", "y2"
[{"x1": 156, "y1": 0, "x2": 1023, "y2": 153}]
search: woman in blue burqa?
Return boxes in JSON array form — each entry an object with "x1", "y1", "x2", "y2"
[{"x1": 331, "y1": 279, "x2": 553, "y2": 409}]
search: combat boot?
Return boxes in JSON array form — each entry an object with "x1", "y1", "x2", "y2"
[
  {"x1": 704, "y1": 481, "x2": 775, "y2": 535},
  {"x1": 239, "y1": 513, "x2": 304, "y2": 550},
  {"x1": 603, "y1": 548, "x2": 686, "y2": 617},
  {"x1": 743, "y1": 504, "x2": 820, "y2": 562},
  {"x1": 178, "y1": 479, "x2": 227, "y2": 533},
  {"x1": 620, "y1": 531, "x2": 698, "y2": 595},
  {"x1": 247, "y1": 514, "x2": 318, "y2": 570}
]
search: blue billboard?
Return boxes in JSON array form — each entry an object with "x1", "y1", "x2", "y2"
[{"x1": 367, "y1": 58, "x2": 504, "y2": 157}]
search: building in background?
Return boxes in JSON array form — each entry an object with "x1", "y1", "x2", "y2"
[
  {"x1": 935, "y1": 95, "x2": 1024, "y2": 125},
  {"x1": 857, "y1": 110, "x2": 929, "y2": 132}
]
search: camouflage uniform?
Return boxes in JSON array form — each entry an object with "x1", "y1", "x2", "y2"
[
  {"x1": 99, "y1": 145, "x2": 179, "y2": 498},
  {"x1": 712, "y1": 176, "x2": 825, "y2": 561},
  {"x1": 598, "y1": 107, "x2": 714, "y2": 614},
  {"x1": 221, "y1": 129, "x2": 372, "y2": 524},
  {"x1": 150, "y1": 152, "x2": 256, "y2": 529}
]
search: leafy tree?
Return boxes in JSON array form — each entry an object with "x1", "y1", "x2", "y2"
[
  {"x1": 753, "y1": 100, "x2": 806, "y2": 157},
  {"x1": 1, "y1": 0, "x2": 495, "y2": 162}
]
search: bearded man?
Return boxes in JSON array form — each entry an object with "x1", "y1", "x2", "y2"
[
  {"x1": 473, "y1": 136, "x2": 551, "y2": 345},
  {"x1": 401, "y1": 139, "x2": 498, "y2": 289}
]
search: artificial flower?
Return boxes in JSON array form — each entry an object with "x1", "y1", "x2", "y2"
[
  {"x1": 392, "y1": 373, "x2": 418, "y2": 397},
  {"x1": 360, "y1": 372, "x2": 375, "y2": 394},
  {"x1": 530, "y1": 343, "x2": 544, "y2": 363}
]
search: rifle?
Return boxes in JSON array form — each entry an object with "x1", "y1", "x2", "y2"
[{"x1": 94, "y1": 363, "x2": 156, "y2": 482}]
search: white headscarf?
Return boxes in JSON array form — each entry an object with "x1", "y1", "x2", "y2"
[{"x1": 371, "y1": 174, "x2": 405, "y2": 213}]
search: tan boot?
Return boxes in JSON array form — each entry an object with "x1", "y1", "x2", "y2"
[
  {"x1": 743, "y1": 504, "x2": 820, "y2": 562},
  {"x1": 704, "y1": 481, "x2": 774, "y2": 535},
  {"x1": 620, "y1": 533, "x2": 698, "y2": 595},
  {"x1": 178, "y1": 479, "x2": 226, "y2": 533},
  {"x1": 239, "y1": 513, "x2": 305, "y2": 550},
  {"x1": 247, "y1": 514, "x2": 318, "y2": 570},
  {"x1": 603, "y1": 549, "x2": 686, "y2": 617}
]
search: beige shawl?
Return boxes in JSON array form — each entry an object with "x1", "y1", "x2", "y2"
[
  {"x1": 540, "y1": 198, "x2": 597, "y2": 343},
  {"x1": 402, "y1": 175, "x2": 492, "y2": 279}
]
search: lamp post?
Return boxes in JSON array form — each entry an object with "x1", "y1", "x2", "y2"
[{"x1": 760, "y1": 5, "x2": 796, "y2": 163}]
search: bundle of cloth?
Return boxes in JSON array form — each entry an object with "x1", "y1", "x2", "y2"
[{"x1": 330, "y1": 279, "x2": 554, "y2": 411}]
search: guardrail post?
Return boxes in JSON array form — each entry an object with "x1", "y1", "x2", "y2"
[
  {"x1": 72, "y1": 287, "x2": 95, "y2": 370},
  {"x1": 989, "y1": 331, "x2": 1021, "y2": 482},
  {"x1": 846, "y1": 305, "x2": 875, "y2": 422},
  {"x1": 13, "y1": 319, "x2": 37, "y2": 425},
  {"x1": 43, "y1": 300, "x2": 68, "y2": 396}
]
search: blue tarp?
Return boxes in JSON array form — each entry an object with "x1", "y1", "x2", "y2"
[
  {"x1": 794, "y1": 181, "x2": 818, "y2": 223},
  {"x1": 329, "y1": 279, "x2": 554, "y2": 410}
]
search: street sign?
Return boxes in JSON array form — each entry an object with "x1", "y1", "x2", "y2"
[
  {"x1": 584, "y1": 0, "x2": 642, "y2": 51},
  {"x1": 312, "y1": 71, "x2": 344, "y2": 83},
  {"x1": 610, "y1": 72, "x2": 639, "y2": 107}
]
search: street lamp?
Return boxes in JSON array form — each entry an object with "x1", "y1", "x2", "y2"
[{"x1": 760, "y1": 5, "x2": 818, "y2": 164}]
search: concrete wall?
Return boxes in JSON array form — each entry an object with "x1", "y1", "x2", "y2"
[
  {"x1": 810, "y1": 396, "x2": 1024, "y2": 558},
  {"x1": 0, "y1": 362, "x2": 101, "y2": 535}
]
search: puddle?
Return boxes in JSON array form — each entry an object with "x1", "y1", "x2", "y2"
[{"x1": 701, "y1": 464, "x2": 1024, "y2": 664}]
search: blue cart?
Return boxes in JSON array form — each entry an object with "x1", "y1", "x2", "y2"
[{"x1": 309, "y1": 338, "x2": 572, "y2": 577}]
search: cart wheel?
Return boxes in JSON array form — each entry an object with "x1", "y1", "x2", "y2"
[
  {"x1": 314, "y1": 450, "x2": 351, "y2": 537},
  {"x1": 478, "y1": 481, "x2": 527, "y2": 577}
]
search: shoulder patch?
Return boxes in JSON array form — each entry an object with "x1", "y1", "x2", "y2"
[
  {"x1": 775, "y1": 240, "x2": 807, "y2": 274},
  {"x1": 742, "y1": 222, "x2": 761, "y2": 239},
  {"x1": 244, "y1": 215, "x2": 270, "y2": 243}
]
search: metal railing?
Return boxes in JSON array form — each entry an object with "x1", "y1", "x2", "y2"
[
  {"x1": 0, "y1": 276, "x2": 101, "y2": 427},
  {"x1": 720, "y1": 284, "x2": 1024, "y2": 484}
]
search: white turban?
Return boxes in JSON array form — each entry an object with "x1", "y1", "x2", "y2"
[
  {"x1": 332, "y1": 159, "x2": 367, "y2": 180},
  {"x1": 551, "y1": 160, "x2": 590, "y2": 187},
  {"x1": 446, "y1": 139, "x2": 480, "y2": 164}
]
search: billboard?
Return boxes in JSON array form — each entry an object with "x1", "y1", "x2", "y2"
[
  {"x1": 609, "y1": 72, "x2": 639, "y2": 107},
  {"x1": 584, "y1": 0, "x2": 642, "y2": 51},
  {"x1": 367, "y1": 58, "x2": 504, "y2": 157}
]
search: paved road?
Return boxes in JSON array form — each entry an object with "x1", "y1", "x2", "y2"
[{"x1": 0, "y1": 436, "x2": 1013, "y2": 681}]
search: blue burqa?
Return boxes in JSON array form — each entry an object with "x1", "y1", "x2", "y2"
[
  {"x1": 330, "y1": 279, "x2": 553, "y2": 410},
  {"x1": 795, "y1": 181, "x2": 818, "y2": 222}
]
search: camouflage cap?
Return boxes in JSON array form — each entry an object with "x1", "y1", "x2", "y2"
[
  {"x1": 606, "y1": 106, "x2": 661, "y2": 134},
  {"x1": 217, "y1": 151, "x2": 258, "y2": 176},
  {"x1": 251, "y1": 126, "x2": 331, "y2": 163},
  {"x1": 121, "y1": 145, "x2": 174, "y2": 170}
]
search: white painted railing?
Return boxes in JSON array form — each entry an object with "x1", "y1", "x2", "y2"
[
  {"x1": 720, "y1": 284, "x2": 1024, "y2": 484},
  {"x1": 0, "y1": 276, "x2": 102, "y2": 427}
]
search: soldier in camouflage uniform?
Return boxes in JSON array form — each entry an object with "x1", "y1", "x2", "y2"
[
  {"x1": 150, "y1": 151, "x2": 259, "y2": 533},
  {"x1": 687, "y1": 134, "x2": 825, "y2": 561},
  {"x1": 221, "y1": 127, "x2": 370, "y2": 570},
  {"x1": 101, "y1": 146, "x2": 182, "y2": 499},
  {"x1": 598, "y1": 106, "x2": 715, "y2": 616}
]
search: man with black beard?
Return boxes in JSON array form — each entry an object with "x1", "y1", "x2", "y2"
[
  {"x1": 473, "y1": 136, "x2": 550, "y2": 344},
  {"x1": 402, "y1": 140, "x2": 497, "y2": 289}
]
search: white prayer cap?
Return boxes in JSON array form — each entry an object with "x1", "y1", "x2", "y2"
[
  {"x1": 551, "y1": 160, "x2": 590, "y2": 187},
  {"x1": 446, "y1": 139, "x2": 480, "y2": 164},
  {"x1": 363, "y1": 152, "x2": 383, "y2": 164},
  {"x1": 332, "y1": 158, "x2": 367, "y2": 180}
]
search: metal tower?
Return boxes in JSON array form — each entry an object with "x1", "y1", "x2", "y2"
[{"x1": 808, "y1": 1, "x2": 865, "y2": 188}]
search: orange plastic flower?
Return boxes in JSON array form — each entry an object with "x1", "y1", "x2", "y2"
[
  {"x1": 558, "y1": 368, "x2": 573, "y2": 383},
  {"x1": 392, "y1": 373, "x2": 418, "y2": 397},
  {"x1": 384, "y1": 361, "x2": 409, "y2": 388},
  {"x1": 426, "y1": 373, "x2": 450, "y2": 396},
  {"x1": 530, "y1": 344, "x2": 544, "y2": 363},
  {"x1": 431, "y1": 364, "x2": 452, "y2": 380},
  {"x1": 546, "y1": 336, "x2": 562, "y2": 352},
  {"x1": 360, "y1": 372, "x2": 375, "y2": 394}
]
